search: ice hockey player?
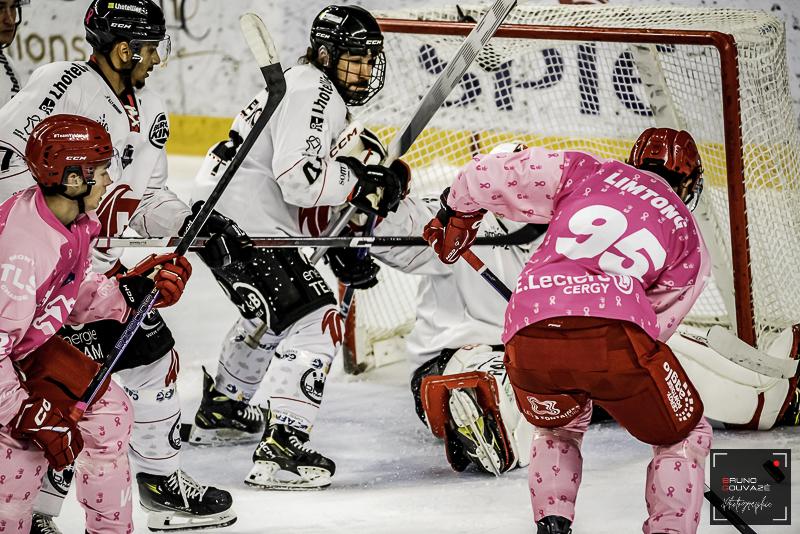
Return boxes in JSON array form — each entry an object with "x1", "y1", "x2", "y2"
[
  {"x1": 423, "y1": 128, "x2": 712, "y2": 533},
  {"x1": 0, "y1": 1, "x2": 237, "y2": 531},
  {"x1": 0, "y1": 114, "x2": 191, "y2": 533},
  {"x1": 190, "y1": 4, "x2": 408, "y2": 490},
  {"x1": 0, "y1": 0, "x2": 26, "y2": 107}
]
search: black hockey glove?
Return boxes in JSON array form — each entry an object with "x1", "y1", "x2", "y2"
[
  {"x1": 339, "y1": 157, "x2": 410, "y2": 218},
  {"x1": 325, "y1": 244, "x2": 381, "y2": 290},
  {"x1": 180, "y1": 201, "x2": 253, "y2": 269}
]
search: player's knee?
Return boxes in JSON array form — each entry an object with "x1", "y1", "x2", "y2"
[
  {"x1": 653, "y1": 416, "x2": 712, "y2": 465},
  {"x1": 85, "y1": 381, "x2": 134, "y2": 455},
  {"x1": 532, "y1": 426, "x2": 585, "y2": 450}
]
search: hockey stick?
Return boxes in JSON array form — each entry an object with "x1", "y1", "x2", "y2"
[
  {"x1": 94, "y1": 223, "x2": 543, "y2": 249},
  {"x1": 307, "y1": 0, "x2": 519, "y2": 266},
  {"x1": 678, "y1": 325, "x2": 799, "y2": 379},
  {"x1": 461, "y1": 256, "x2": 758, "y2": 530},
  {"x1": 70, "y1": 14, "x2": 286, "y2": 418},
  {"x1": 340, "y1": 214, "x2": 378, "y2": 375}
]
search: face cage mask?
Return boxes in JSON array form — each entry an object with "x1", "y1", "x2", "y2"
[
  {"x1": 333, "y1": 50, "x2": 386, "y2": 107},
  {"x1": 684, "y1": 175, "x2": 703, "y2": 212},
  {"x1": 130, "y1": 35, "x2": 171, "y2": 67}
]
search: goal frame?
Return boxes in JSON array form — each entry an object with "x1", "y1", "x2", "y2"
[{"x1": 368, "y1": 17, "x2": 756, "y2": 346}]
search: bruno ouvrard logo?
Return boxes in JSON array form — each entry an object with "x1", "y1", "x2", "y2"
[{"x1": 710, "y1": 449, "x2": 791, "y2": 526}]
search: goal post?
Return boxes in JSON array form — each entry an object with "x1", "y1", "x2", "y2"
[{"x1": 343, "y1": 4, "x2": 800, "y2": 372}]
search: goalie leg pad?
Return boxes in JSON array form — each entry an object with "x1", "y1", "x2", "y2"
[
  {"x1": 528, "y1": 403, "x2": 591, "y2": 524},
  {"x1": 421, "y1": 361, "x2": 517, "y2": 474},
  {"x1": 669, "y1": 324, "x2": 799, "y2": 429},
  {"x1": 209, "y1": 248, "x2": 336, "y2": 335}
]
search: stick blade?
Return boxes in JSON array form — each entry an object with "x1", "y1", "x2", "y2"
[
  {"x1": 707, "y1": 325, "x2": 798, "y2": 379},
  {"x1": 240, "y1": 13, "x2": 280, "y2": 67}
]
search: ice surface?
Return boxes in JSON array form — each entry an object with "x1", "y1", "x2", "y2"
[{"x1": 55, "y1": 156, "x2": 797, "y2": 533}]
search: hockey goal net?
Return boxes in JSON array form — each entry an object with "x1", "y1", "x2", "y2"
[{"x1": 344, "y1": 4, "x2": 800, "y2": 372}]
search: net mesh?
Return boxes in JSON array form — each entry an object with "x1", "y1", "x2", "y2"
[{"x1": 347, "y1": 4, "x2": 800, "y2": 365}]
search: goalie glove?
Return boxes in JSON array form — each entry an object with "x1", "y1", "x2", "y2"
[
  {"x1": 117, "y1": 253, "x2": 192, "y2": 309},
  {"x1": 180, "y1": 201, "x2": 253, "y2": 269},
  {"x1": 340, "y1": 157, "x2": 410, "y2": 218},
  {"x1": 423, "y1": 187, "x2": 485, "y2": 264}
]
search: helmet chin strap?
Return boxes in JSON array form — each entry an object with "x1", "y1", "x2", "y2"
[
  {"x1": 103, "y1": 49, "x2": 139, "y2": 89},
  {"x1": 58, "y1": 184, "x2": 93, "y2": 214}
]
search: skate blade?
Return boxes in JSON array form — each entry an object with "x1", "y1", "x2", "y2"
[
  {"x1": 449, "y1": 389, "x2": 503, "y2": 477},
  {"x1": 187, "y1": 425, "x2": 262, "y2": 446},
  {"x1": 146, "y1": 509, "x2": 237, "y2": 532},
  {"x1": 244, "y1": 461, "x2": 332, "y2": 491}
]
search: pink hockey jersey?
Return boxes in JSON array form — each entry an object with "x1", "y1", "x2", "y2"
[
  {"x1": 447, "y1": 147, "x2": 710, "y2": 344},
  {"x1": 0, "y1": 187, "x2": 129, "y2": 427}
]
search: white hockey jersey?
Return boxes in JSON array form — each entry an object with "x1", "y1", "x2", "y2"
[
  {"x1": 0, "y1": 50, "x2": 22, "y2": 108},
  {"x1": 374, "y1": 195, "x2": 538, "y2": 369},
  {"x1": 192, "y1": 63, "x2": 359, "y2": 235},
  {"x1": 0, "y1": 60, "x2": 190, "y2": 270}
]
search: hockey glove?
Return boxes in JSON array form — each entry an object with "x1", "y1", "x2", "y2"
[
  {"x1": 340, "y1": 157, "x2": 410, "y2": 218},
  {"x1": 325, "y1": 244, "x2": 381, "y2": 290},
  {"x1": 11, "y1": 396, "x2": 83, "y2": 470},
  {"x1": 423, "y1": 188, "x2": 485, "y2": 264},
  {"x1": 117, "y1": 253, "x2": 192, "y2": 308},
  {"x1": 180, "y1": 201, "x2": 253, "y2": 269}
]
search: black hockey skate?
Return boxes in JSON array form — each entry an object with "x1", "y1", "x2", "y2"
[
  {"x1": 536, "y1": 515, "x2": 573, "y2": 534},
  {"x1": 188, "y1": 366, "x2": 266, "y2": 445},
  {"x1": 30, "y1": 513, "x2": 62, "y2": 534},
  {"x1": 448, "y1": 388, "x2": 507, "y2": 476},
  {"x1": 245, "y1": 421, "x2": 336, "y2": 490},
  {"x1": 137, "y1": 470, "x2": 236, "y2": 531}
]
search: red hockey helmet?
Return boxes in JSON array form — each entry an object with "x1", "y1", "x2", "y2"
[
  {"x1": 628, "y1": 127, "x2": 704, "y2": 206},
  {"x1": 25, "y1": 114, "x2": 113, "y2": 191}
]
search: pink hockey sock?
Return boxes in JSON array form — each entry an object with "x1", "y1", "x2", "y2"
[
  {"x1": 75, "y1": 381, "x2": 134, "y2": 534},
  {"x1": 528, "y1": 402, "x2": 592, "y2": 523},
  {"x1": 643, "y1": 417, "x2": 712, "y2": 534}
]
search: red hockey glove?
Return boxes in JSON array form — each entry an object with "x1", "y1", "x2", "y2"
[
  {"x1": 11, "y1": 396, "x2": 83, "y2": 470},
  {"x1": 117, "y1": 253, "x2": 192, "y2": 308},
  {"x1": 422, "y1": 188, "x2": 485, "y2": 264}
]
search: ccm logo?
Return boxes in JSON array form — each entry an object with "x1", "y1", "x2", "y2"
[
  {"x1": 65, "y1": 156, "x2": 87, "y2": 161},
  {"x1": 329, "y1": 126, "x2": 359, "y2": 159}
]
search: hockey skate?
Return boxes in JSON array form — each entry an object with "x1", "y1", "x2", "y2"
[
  {"x1": 188, "y1": 367, "x2": 266, "y2": 445},
  {"x1": 536, "y1": 515, "x2": 573, "y2": 534},
  {"x1": 137, "y1": 470, "x2": 237, "y2": 531},
  {"x1": 30, "y1": 513, "x2": 62, "y2": 534},
  {"x1": 448, "y1": 388, "x2": 506, "y2": 476},
  {"x1": 245, "y1": 422, "x2": 335, "y2": 490}
]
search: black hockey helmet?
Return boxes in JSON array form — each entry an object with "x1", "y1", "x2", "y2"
[
  {"x1": 84, "y1": 0, "x2": 170, "y2": 63},
  {"x1": 310, "y1": 5, "x2": 385, "y2": 106},
  {"x1": 0, "y1": 0, "x2": 29, "y2": 49}
]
